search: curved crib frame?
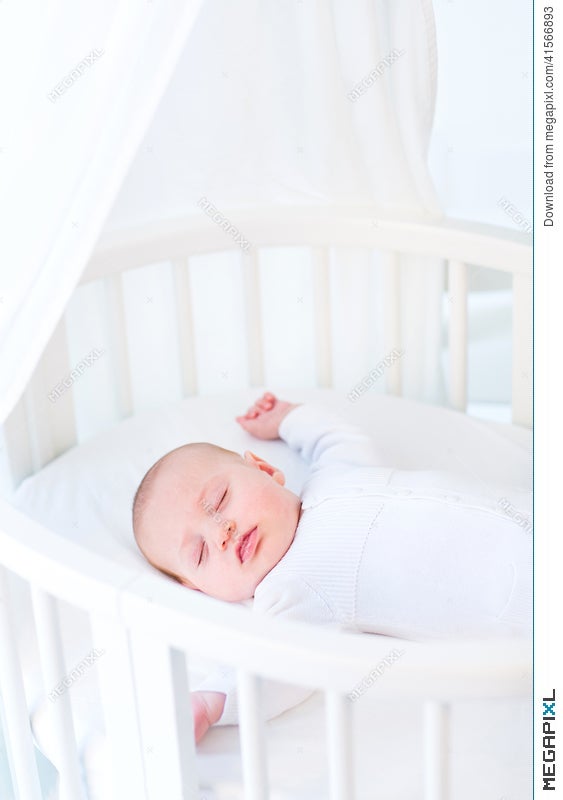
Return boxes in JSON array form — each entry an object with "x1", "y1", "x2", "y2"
[{"x1": 0, "y1": 208, "x2": 532, "y2": 800}]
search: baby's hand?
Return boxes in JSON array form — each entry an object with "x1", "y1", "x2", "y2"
[
  {"x1": 236, "y1": 392, "x2": 299, "y2": 440},
  {"x1": 191, "y1": 690, "x2": 226, "y2": 743}
]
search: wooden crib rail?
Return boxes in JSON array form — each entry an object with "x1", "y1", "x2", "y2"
[
  {"x1": 0, "y1": 498, "x2": 531, "y2": 698},
  {"x1": 82, "y1": 209, "x2": 531, "y2": 280},
  {"x1": 0, "y1": 209, "x2": 531, "y2": 496},
  {"x1": 83, "y1": 209, "x2": 532, "y2": 423}
]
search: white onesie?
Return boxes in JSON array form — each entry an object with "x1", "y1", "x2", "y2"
[{"x1": 196, "y1": 404, "x2": 532, "y2": 725}]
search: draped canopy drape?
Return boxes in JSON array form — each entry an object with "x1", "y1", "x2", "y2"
[{"x1": 0, "y1": 0, "x2": 443, "y2": 422}]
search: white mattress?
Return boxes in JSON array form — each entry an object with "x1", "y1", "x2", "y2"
[{"x1": 10, "y1": 388, "x2": 532, "y2": 799}]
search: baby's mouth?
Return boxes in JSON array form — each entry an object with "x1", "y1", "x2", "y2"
[{"x1": 237, "y1": 527, "x2": 258, "y2": 564}]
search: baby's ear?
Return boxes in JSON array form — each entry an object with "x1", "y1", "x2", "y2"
[
  {"x1": 243, "y1": 449, "x2": 262, "y2": 467},
  {"x1": 243, "y1": 450, "x2": 285, "y2": 485}
]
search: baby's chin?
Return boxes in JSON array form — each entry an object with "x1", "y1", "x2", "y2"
[
  {"x1": 179, "y1": 574, "x2": 257, "y2": 603},
  {"x1": 212, "y1": 557, "x2": 281, "y2": 602},
  {"x1": 211, "y1": 583, "x2": 258, "y2": 603}
]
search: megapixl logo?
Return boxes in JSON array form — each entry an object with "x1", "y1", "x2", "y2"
[{"x1": 542, "y1": 690, "x2": 556, "y2": 790}]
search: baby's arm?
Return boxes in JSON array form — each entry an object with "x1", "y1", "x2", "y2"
[
  {"x1": 192, "y1": 670, "x2": 315, "y2": 741},
  {"x1": 237, "y1": 392, "x2": 381, "y2": 471},
  {"x1": 191, "y1": 577, "x2": 338, "y2": 741}
]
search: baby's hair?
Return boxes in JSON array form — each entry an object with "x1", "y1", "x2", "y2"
[{"x1": 131, "y1": 442, "x2": 243, "y2": 582}]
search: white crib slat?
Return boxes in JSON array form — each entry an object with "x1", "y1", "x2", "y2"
[
  {"x1": 237, "y1": 670, "x2": 269, "y2": 800},
  {"x1": 172, "y1": 260, "x2": 198, "y2": 396},
  {"x1": 424, "y1": 701, "x2": 449, "y2": 800},
  {"x1": 512, "y1": 273, "x2": 532, "y2": 427},
  {"x1": 312, "y1": 247, "x2": 333, "y2": 387},
  {"x1": 170, "y1": 649, "x2": 199, "y2": 799},
  {"x1": 0, "y1": 569, "x2": 43, "y2": 800},
  {"x1": 382, "y1": 252, "x2": 402, "y2": 395},
  {"x1": 105, "y1": 273, "x2": 134, "y2": 418},
  {"x1": 447, "y1": 260, "x2": 468, "y2": 412},
  {"x1": 242, "y1": 250, "x2": 265, "y2": 386},
  {"x1": 89, "y1": 614, "x2": 148, "y2": 800},
  {"x1": 325, "y1": 691, "x2": 354, "y2": 800},
  {"x1": 1, "y1": 320, "x2": 71, "y2": 489},
  {"x1": 39, "y1": 317, "x2": 77, "y2": 458},
  {"x1": 22, "y1": 318, "x2": 77, "y2": 471},
  {"x1": 30, "y1": 587, "x2": 86, "y2": 800},
  {"x1": 128, "y1": 631, "x2": 186, "y2": 800},
  {"x1": 1, "y1": 398, "x2": 34, "y2": 494},
  {"x1": 22, "y1": 393, "x2": 45, "y2": 476}
]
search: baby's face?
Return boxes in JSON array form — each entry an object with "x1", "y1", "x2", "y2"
[{"x1": 139, "y1": 448, "x2": 301, "y2": 602}]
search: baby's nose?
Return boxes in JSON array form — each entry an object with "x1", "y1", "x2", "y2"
[{"x1": 215, "y1": 519, "x2": 236, "y2": 550}]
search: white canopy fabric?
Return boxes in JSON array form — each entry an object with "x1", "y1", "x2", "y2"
[{"x1": 0, "y1": 0, "x2": 442, "y2": 423}]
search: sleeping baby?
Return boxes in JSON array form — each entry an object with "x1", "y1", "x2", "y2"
[{"x1": 132, "y1": 392, "x2": 532, "y2": 742}]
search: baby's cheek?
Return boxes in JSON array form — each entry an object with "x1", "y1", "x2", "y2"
[
  {"x1": 258, "y1": 481, "x2": 282, "y2": 507},
  {"x1": 238, "y1": 491, "x2": 263, "y2": 525}
]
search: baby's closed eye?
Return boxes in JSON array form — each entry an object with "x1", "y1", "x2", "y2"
[{"x1": 217, "y1": 488, "x2": 228, "y2": 510}]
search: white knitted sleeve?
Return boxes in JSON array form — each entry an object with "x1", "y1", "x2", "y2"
[{"x1": 278, "y1": 403, "x2": 381, "y2": 472}]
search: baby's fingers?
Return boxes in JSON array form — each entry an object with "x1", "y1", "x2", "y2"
[
  {"x1": 254, "y1": 393, "x2": 276, "y2": 411},
  {"x1": 242, "y1": 393, "x2": 275, "y2": 419}
]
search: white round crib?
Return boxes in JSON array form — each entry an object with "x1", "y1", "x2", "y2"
[{"x1": 0, "y1": 208, "x2": 532, "y2": 800}]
